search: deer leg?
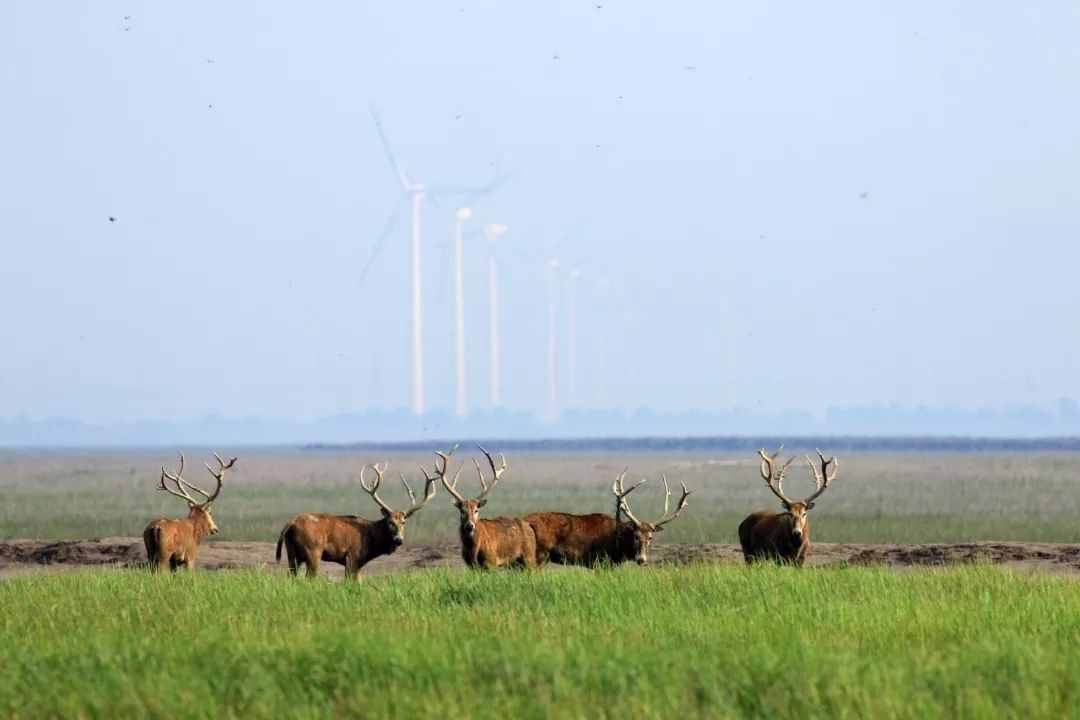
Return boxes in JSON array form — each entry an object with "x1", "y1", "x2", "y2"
[
  {"x1": 794, "y1": 542, "x2": 809, "y2": 568},
  {"x1": 284, "y1": 542, "x2": 300, "y2": 576},
  {"x1": 144, "y1": 535, "x2": 158, "y2": 572},
  {"x1": 344, "y1": 553, "x2": 365, "y2": 582},
  {"x1": 146, "y1": 537, "x2": 167, "y2": 573},
  {"x1": 304, "y1": 548, "x2": 320, "y2": 579}
]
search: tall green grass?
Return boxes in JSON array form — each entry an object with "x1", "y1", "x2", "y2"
[{"x1": 1, "y1": 565, "x2": 1079, "y2": 719}]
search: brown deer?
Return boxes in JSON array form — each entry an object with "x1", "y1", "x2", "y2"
[
  {"x1": 526, "y1": 470, "x2": 692, "y2": 567},
  {"x1": 738, "y1": 447, "x2": 838, "y2": 566},
  {"x1": 275, "y1": 461, "x2": 438, "y2": 581},
  {"x1": 144, "y1": 452, "x2": 235, "y2": 572},
  {"x1": 441, "y1": 446, "x2": 538, "y2": 570}
]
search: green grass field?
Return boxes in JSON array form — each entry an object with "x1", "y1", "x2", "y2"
[
  {"x1": 2, "y1": 564, "x2": 1079, "y2": 719},
  {"x1": 3, "y1": 449, "x2": 1080, "y2": 545}
]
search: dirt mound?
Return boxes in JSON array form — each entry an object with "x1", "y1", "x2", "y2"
[
  {"x1": 0, "y1": 538, "x2": 144, "y2": 567},
  {"x1": 845, "y1": 542, "x2": 1080, "y2": 572},
  {"x1": 3, "y1": 539, "x2": 1080, "y2": 578}
]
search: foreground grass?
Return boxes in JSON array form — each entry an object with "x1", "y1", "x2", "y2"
[{"x1": 1, "y1": 566, "x2": 1079, "y2": 719}]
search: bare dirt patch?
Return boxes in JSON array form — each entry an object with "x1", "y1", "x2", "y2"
[{"x1": 4, "y1": 539, "x2": 1080, "y2": 579}]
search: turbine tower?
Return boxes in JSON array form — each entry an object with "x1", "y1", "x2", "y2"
[
  {"x1": 546, "y1": 258, "x2": 560, "y2": 422},
  {"x1": 485, "y1": 223, "x2": 509, "y2": 407},
  {"x1": 371, "y1": 108, "x2": 427, "y2": 416},
  {"x1": 368, "y1": 107, "x2": 507, "y2": 416},
  {"x1": 453, "y1": 207, "x2": 473, "y2": 419}
]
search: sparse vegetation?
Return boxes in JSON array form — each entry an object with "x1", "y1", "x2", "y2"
[
  {"x1": 3, "y1": 450, "x2": 1080, "y2": 544},
  {"x1": 2, "y1": 565, "x2": 1079, "y2": 719}
]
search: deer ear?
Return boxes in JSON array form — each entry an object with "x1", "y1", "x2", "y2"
[
  {"x1": 187, "y1": 501, "x2": 197, "y2": 509},
  {"x1": 380, "y1": 507, "x2": 392, "y2": 518},
  {"x1": 806, "y1": 501, "x2": 816, "y2": 510},
  {"x1": 654, "y1": 525, "x2": 665, "y2": 533},
  {"x1": 477, "y1": 498, "x2": 488, "y2": 508}
]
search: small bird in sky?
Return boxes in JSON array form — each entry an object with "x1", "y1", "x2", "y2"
[
  {"x1": 684, "y1": 65, "x2": 697, "y2": 71},
  {"x1": 859, "y1": 191, "x2": 870, "y2": 200},
  {"x1": 108, "y1": 216, "x2": 116, "y2": 222}
]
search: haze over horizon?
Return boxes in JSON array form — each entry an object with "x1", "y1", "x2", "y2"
[{"x1": 3, "y1": 2, "x2": 1080, "y2": 435}]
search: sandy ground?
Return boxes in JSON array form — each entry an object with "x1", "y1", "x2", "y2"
[{"x1": 3, "y1": 538, "x2": 1080, "y2": 580}]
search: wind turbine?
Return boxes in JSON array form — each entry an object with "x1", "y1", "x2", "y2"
[
  {"x1": 453, "y1": 207, "x2": 472, "y2": 419},
  {"x1": 485, "y1": 223, "x2": 509, "y2": 407},
  {"x1": 371, "y1": 108, "x2": 426, "y2": 416},
  {"x1": 368, "y1": 107, "x2": 506, "y2": 416}
]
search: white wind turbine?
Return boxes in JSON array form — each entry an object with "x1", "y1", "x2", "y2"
[
  {"x1": 453, "y1": 207, "x2": 473, "y2": 419},
  {"x1": 369, "y1": 107, "x2": 504, "y2": 416},
  {"x1": 371, "y1": 109, "x2": 427, "y2": 416},
  {"x1": 484, "y1": 223, "x2": 509, "y2": 407}
]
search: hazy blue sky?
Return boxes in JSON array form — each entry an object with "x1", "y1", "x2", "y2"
[{"x1": 3, "y1": 1, "x2": 1080, "y2": 424}]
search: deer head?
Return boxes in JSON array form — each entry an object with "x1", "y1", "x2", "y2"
[
  {"x1": 612, "y1": 470, "x2": 692, "y2": 565},
  {"x1": 758, "y1": 447, "x2": 837, "y2": 542},
  {"x1": 440, "y1": 445, "x2": 506, "y2": 537},
  {"x1": 359, "y1": 461, "x2": 439, "y2": 547},
  {"x1": 158, "y1": 452, "x2": 235, "y2": 535}
]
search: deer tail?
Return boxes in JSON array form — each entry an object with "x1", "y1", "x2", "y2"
[{"x1": 275, "y1": 526, "x2": 286, "y2": 563}]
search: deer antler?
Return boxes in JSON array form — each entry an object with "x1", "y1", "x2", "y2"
[
  {"x1": 176, "y1": 452, "x2": 234, "y2": 506},
  {"x1": 802, "y1": 449, "x2": 838, "y2": 505},
  {"x1": 431, "y1": 445, "x2": 465, "y2": 504},
  {"x1": 758, "y1": 447, "x2": 796, "y2": 506},
  {"x1": 653, "y1": 474, "x2": 693, "y2": 528},
  {"x1": 473, "y1": 446, "x2": 507, "y2": 502},
  {"x1": 612, "y1": 468, "x2": 648, "y2": 525},
  {"x1": 158, "y1": 453, "x2": 199, "y2": 505},
  {"x1": 359, "y1": 462, "x2": 395, "y2": 514},
  {"x1": 402, "y1": 468, "x2": 438, "y2": 518}
]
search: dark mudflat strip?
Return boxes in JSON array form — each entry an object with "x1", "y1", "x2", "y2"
[{"x1": 3, "y1": 539, "x2": 1080, "y2": 578}]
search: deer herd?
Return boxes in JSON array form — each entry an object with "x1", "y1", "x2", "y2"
[{"x1": 143, "y1": 445, "x2": 840, "y2": 577}]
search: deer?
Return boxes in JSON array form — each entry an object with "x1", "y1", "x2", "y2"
[
  {"x1": 143, "y1": 452, "x2": 235, "y2": 572},
  {"x1": 738, "y1": 447, "x2": 838, "y2": 566},
  {"x1": 526, "y1": 470, "x2": 692, "y2": 567},
  {"x1": 275, "y1": 461, "x2": 438, "y2": 581},
  {"x1": 441, "y1": 446, "x2": 538, "y2": 570}
]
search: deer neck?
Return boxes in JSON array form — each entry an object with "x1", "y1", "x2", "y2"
[
  {"x1": 190, "y1": 512, "x2": 213, "y2": 541},
  {"x1": 370, "y1": 518, "x2": 398, "y2": 557},
  {"x1": 460, "y1": 522, "x2": 479, "y2": 547},
  {"x1": 613, "y1": 521, "x2": 635, "y2": 561}
]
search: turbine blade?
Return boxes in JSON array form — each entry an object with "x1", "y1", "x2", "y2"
[
  {"x1": 370, "y1": 104, "x2": 413, "y2": 191},
  {"x1": 357, "y1": 208, "x2": 402, "y2": 289},
  {"x1": 426, "y1": 152, "x2": 511, "y2": 205}
]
